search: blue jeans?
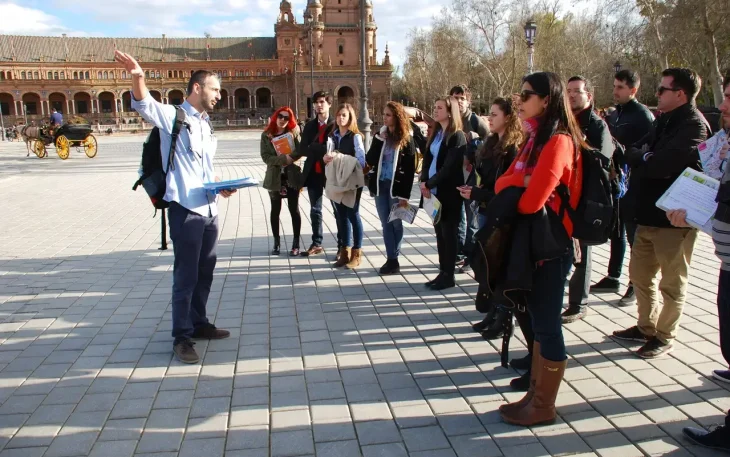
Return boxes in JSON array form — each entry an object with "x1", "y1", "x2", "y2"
[
  {"x1": 168, "y1": 202, "x2": 217, "y2": 344},
  {"x1": 477, "y1": 212, "x2": 488, "y2": 229},
  {"x1": 334, "y1": 188, "x2": 363, "y2": 249},
  {"x1": 608, "y1": 202, "x2": 638, "y2": 278},
  {"x1": 458, "y1": 202, "x2": 479, "y2": 257},
  {"x1": 307, "y1": 185, "x2": 324, "y2": 246},
  {"x1": 528, "y1": 248, "x2": 574, "y2": 362},
  {"x1": 374, "y1": 180, "x2": 403, "y2": 260}
]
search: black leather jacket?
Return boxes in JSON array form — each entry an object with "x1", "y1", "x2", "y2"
[{"x1": 470, "y1": 187, "x2": 570, "y2": 312}]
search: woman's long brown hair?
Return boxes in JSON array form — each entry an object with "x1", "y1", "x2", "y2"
[
  {"x1": 385, "y1": 101, "x2": 411, "y2": 151},
  {"x1": 425, "y1": 96, "x2": 463, "y2": 152},
  {"x1": 479, "y1": 97, "x2": 524, "y2": 161},
  {"x1": 334, "y1": 103, "x2": 362, "y2": 136}
]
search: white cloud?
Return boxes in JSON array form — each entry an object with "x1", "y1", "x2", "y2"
[{"x1": 0, "y1": 3, "x2": 75, "y2": 35}]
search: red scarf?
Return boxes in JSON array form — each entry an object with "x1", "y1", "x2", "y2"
[
  {"x1": 315, "y1": 122, "x2": 328, "y2": 174},
  {"x1": 513, "y1": 117, "x2": 541, "y2": 174}
]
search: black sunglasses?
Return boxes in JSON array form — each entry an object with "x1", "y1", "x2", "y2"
[
  {"x1": 657, "y1": 86, "x2": 681, "y2": 96},
  {"x1": 277, "y1": 113, "x2": 290, "y2": 120},
  {"x1": 520, "y1": 90, "x2": 543, "y2": 102}
]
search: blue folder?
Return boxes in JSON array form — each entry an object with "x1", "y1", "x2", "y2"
[{"x1": 203, "y1": 177, "x2": 259, "y2": 194}]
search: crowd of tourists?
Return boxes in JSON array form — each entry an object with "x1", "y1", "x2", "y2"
[{"x1": 115, "y1": 47, "x2": 730, "y2": 450}]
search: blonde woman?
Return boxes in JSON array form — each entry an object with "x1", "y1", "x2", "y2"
[
  {"x1": 324, "y1": 103, "x2": 366, "y2": 269},
  {"x1": 420, "y1": 96, "x2": 467, "y2": 290}
]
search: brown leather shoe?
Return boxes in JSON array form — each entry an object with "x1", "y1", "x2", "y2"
[
  {"x1": 333, "y1": 247, "x2": 351, "y2": 268},
  {"x1": 302, "y1": 244, "x2": 324, "y2": 257},
  {"x1": 345, "y1": 248, "x2": 362, "y2": 269},
  {"x1": 501, "y1": 356, "x2": 567, "y2": 426},
  {"x1": 500, "y1": 341, "x2": 541, "y2": 414},
  {"x1": 191, "y1": 324, "x2": 230, "y2": 340},
  {"x1": 173, "y1": 340, "x2": 199, "y2": 364}
]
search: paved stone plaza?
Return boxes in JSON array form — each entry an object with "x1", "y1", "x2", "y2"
[{"x1": 0, "y1": 131, "x2": 728, "y2": 457}]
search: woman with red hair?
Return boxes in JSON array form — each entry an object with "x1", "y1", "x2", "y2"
[{"x1": 260, "y1": 107, "x2": 303, "y2": 255}]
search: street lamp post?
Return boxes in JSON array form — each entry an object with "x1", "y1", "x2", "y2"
[
  {"x1": 524, "y1": 20, "x2": 537, "y2": 75},
  {"x1": 293, "y1": 48, "x2": 299, "y2": 119},
  {"x1": 613, "y1": 61, "x2": 622, "y2": 74},
  {"x1": 305, "y1": 12, "x2": 315, "y2": 107},
  {"x1": 358, "y1": 0, "x2": 373, "y2": 150},
  {"x1": 0, "y1": 104, "x2": 5, "y2": 141},
  {"x1": 284, "y1": 66, "x2": 290, "y2": 107}
]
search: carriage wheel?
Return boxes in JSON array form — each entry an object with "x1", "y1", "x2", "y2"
[
  {"x1": 415, "y1": 151, "x2": 423, "y2": 175},
  {"x1": 55, "y1": 135, "x2": 70, "y2": 160},
  {"x1": 33, "y1": 140, "x2": 46, "y2": 158},
  {"x1": 83, "y1": 135, "x2": 98, "y2": 158}
]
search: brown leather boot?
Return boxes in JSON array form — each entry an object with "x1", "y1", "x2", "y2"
[
  {"x1": 499, "y1": 341, "x2": 541, "y2": 414},
  {"x1": 500, "y1": 357, "x2": 567, "y2": 426},
  {"x1": 333, "y1": 247, "x2": 351, "y2": 268},
  {"x1": 345, "y1": 248, "x2": 362, "y2": 269}
]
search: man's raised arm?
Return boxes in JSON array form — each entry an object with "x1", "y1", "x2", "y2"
[{"x1": 114, "y1": 50, "x2": 174, "y2": 133}]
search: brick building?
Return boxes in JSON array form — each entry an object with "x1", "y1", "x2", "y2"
[{"x1": 0, "y1": 0, "x2": 392, "y2": 127}]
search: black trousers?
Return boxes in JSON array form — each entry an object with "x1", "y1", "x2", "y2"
[
  {"x1": 435, "y1": 210, "x2": 461, "y2": 276},
  {"x1": 269, "y1": 188, "x2": 301, "y2": 242},
  {"x1": 568, "y1": 243, "x2": 591, "y2": 307},
  {"x1": 168, "y1": 202, "x2": 217, "y2": 344}
]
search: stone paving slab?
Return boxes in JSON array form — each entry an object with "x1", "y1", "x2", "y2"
[{"x1": 0, "y1": 132, "x2": 728, "y2": 456}]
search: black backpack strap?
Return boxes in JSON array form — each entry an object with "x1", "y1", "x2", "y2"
[{"x1": 167, "y1": 106, "x2": 186, "y2": 173}]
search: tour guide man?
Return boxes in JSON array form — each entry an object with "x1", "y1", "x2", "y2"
[{"x1": 114, "y1": 50, "x2": 236, "y2": 364}]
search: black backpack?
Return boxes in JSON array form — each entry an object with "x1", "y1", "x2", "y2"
[
  {"x1": 132, "y1": 106, "x2": 186, "y2": 214},
  {"x1": 557, "y1": 147, "x2": 615, "y2": 246}
]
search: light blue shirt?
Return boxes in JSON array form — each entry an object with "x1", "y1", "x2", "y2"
[
  {"x1": 379, "y1": 141, "x2": 396, "y2": 182},
  {"x1": 131, "y1": 93, "x2": 218, "y2": 217},
  {"x1": 428, "y1": 130, "x2": 444, "y2": 196}
]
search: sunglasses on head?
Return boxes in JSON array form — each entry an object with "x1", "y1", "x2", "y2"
[
  {"x1": 520, "y1": 90, "x2": 542, "y2": 102},
  {"x1": 277, "y1": 113, "x2": 290, "y2": 120},
  {"x1": 657, "y1": 86, "x2": 681, "y2": 96}
]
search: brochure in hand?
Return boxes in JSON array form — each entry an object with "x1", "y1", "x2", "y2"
[
  {"x1": 388, "y1": 202, "x2": 418, "y2": 224},
  {"x1": 272, "y1": 132, "x2": 295, "y2": 155},
  {"x1": 204, "y1": 177, "x2": 259, "y2": 194},
  {"x1": 655, "y1": 167, "x2": 719, "y2": 234}
]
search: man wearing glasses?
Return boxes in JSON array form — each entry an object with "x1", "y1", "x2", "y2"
[
  {"x1": 612, "y1": 68, "x2": 709, "y2": 358},
  {"x1": 562, "y1": 76, "x2": 614, "y2": 324},
  {"x1": 115, "y1": 51, "x2": 235, "y2": 365}
]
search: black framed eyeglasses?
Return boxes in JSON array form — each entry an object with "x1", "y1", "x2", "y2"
[
  {"x1": 657, "y1": 86, "x2": 681, "y2": 96},
  {"x1": 520, "y1": 90, "x2": 542, "y2": 102},
  {"x1": 277, "y1": 113, "x2": 290, "y2": 120}
]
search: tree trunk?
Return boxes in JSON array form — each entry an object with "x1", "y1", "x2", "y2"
[{"x1": 700, "y1": 0, "x2": 724, "y2": 107}]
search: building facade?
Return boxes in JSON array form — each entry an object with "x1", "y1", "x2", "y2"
[{"x1": 0, "y1": 0, "x2": 392, "y2": 127}]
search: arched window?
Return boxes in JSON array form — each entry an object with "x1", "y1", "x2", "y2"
[
  {"x1": 85, "y1": 71, "x2": 90, "y2": 79},
  {"x1": 156, "y1": 71, "x2": 160, "y2": 78},
  {"x1": 60, "y1": 71, "x2": 64, "y2": 79},
  {"x1": 54, "y1": 71, "x2": 59, "y2": 79},
  {"x1": 145, "y1": 70, "x2": 150, "y2": 78},
  {"x1": 47, "y1": 71, "x2": 53, "y2": 79},
  {"x1": 97, "y1": 71, "x2": 102, "y2": 79},
  {"x1": 34, "y1": 71, "x2": 39, "y2": 79},
  {"x1": 21, "y1": 71, "x2": 26, "y2": 79},
  {"x1": 122, "y1": 71, "x2": 127, "y2": 79},
  {"x1": 267, "y1": 70, "x2": 272, "y2": 76},
  {"x1": 73, "y1": 71, "x2": 78, "y2": 79},
  {"x1": 338, "y1": 45, "x2": 344, "y2": 55},
  {"x1": 223, "y1": 70, "x2": 228, "y2": 77},
  {"x1": 103, "y1": 71, "x2": 108, "y2": 79},
  {"x1": 174, "y1": 70, "x2": 178, "y2": 78}
]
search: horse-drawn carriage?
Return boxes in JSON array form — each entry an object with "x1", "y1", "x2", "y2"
[{"x1": 23, "y1": 123, "x2": 98, "y2": 160}]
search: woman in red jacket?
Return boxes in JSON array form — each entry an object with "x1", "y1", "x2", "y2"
[{"x1": 496, "y1": 72, "x2": 586, "y2": 427}]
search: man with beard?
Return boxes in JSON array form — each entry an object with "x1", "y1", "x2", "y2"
[
  {"x1": 115, "y1": 51, "x2": 235, "y2": 364},
  {"x1": 562, "y1": 76, "x2": 615, "y2": 323}
]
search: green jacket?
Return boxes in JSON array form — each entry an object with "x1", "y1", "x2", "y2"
[{"x1": 260, "y1": 130, "x2": 303, "y2": 191}]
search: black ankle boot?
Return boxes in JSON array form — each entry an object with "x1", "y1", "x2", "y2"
[
  {"x1": 271, "y1": 237, "x2": 281, "y2": 255},
  {"x1": 481, "y1": 308, "x2": 511, "y2": 340},
  {"x1": 509, "y1": 353, "x2": 531, "y2": 370},
  {"x1": 471, "y1": 315, "x2": 492, "y2": 333},
  {"x1": 509, "y1": 368, "x2": 531, "y2": 391}
]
